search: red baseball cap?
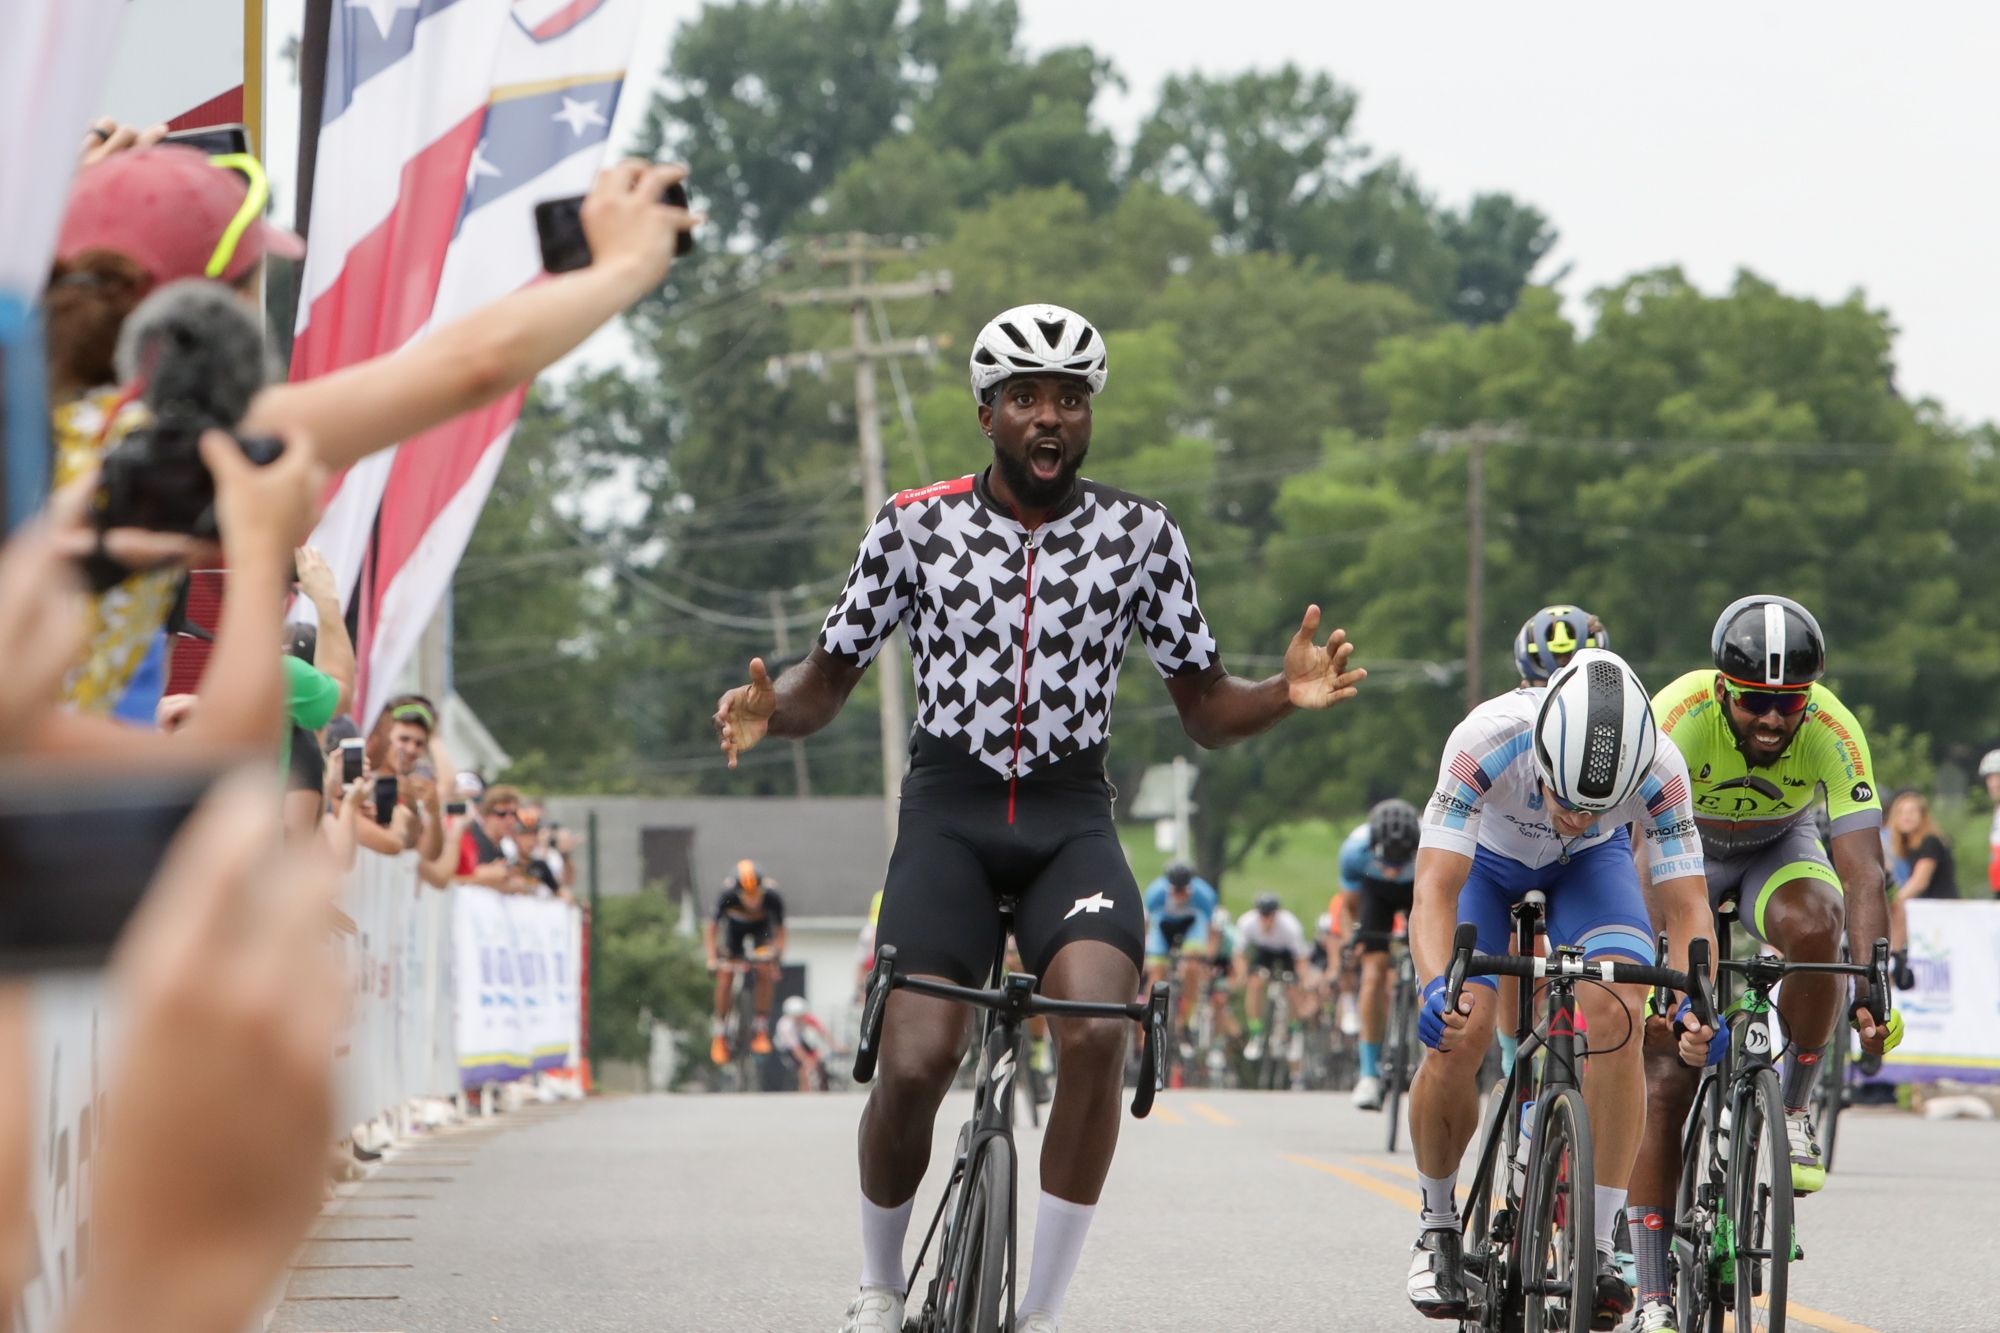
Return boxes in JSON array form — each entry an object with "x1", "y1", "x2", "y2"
[{"x1": 55, "y1": 145, "x2": 304, "y2": 286}]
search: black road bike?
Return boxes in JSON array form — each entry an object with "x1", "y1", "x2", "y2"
[
  {"x1": 1444, "y1": 899, "x2": 1714, "y2": 1333},
  {"x1": 1669, "y1": 907, "x2": 1890, "y2": 1333},
  {"x1": 853, "y1": 928, "x2": 1169, "y2": 1333},
  {"x1": 1368, "y1": 929, "x2": 1419, "y2": 1151}
]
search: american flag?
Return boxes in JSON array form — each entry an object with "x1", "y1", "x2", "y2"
[
  {"x1": 1647, "y1": 773, "x2": 1689, "y2": 817},
  {"x1": 294, "y1": 0, "x2": 640, "y2": 720},
  {"x1": 1448, "y1": 751, "x2": 1493, "y2": 796}
]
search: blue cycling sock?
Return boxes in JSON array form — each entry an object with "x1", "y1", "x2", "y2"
[
  {"x1": 1497, "y1": 1032, "x2": 1518, "y2": 1078},
  {"x1": 1359, "y1": 1041, "x2": 1381, "y2": 1079}
]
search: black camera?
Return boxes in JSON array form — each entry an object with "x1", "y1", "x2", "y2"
[
  {"x1": 93, "y1": 414, "x2": 284, "y2": 539},
  {"x1": 85, "y1": 280, "x2": 282, "y2": 590}
]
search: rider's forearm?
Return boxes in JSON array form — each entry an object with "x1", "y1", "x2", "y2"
[
  {"x1": 766, "y1": 650, "x2": 859, "y2": 740},
  {"x1": 1656, "y1": 874, "x2": 1718, "y2": 981},
  {"x1": 1410, "y1": 848, "x2": 1472, "y2": 985},
  {"x1": 1831, "y1": 830, "x2": 1890, "y2": 962},
  {"x1": 1174, "y1": 669, "x2": 1293, "y2": 748}
]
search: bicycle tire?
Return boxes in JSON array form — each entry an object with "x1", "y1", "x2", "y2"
[
  {"x1": 1460, "y1": 1076, "x2": 1513, "y2": 1321},
  {"x1": 1383, "y1": 970, "x2": 1413, "y2": 1151},
  {"x1": 1673, "y1": 1073, "x2": 1727, "y2": 1333},
  {"x1": 1519, "y1": 1085, "x2": 1595, "y2": 1333},
  {"x1": 1730, "y1": 1070, "x2": 1792, "y2": 1332},
  {"x1": 732, "y1": 977, "x2": 759, "y2": 1093},
  {"x1": 1812, "y1": 1033, "x2": 1845, "y2": 1176},
  {"x1": 941, "y1": 1135, "x2": 1012, "y2": 1333}
]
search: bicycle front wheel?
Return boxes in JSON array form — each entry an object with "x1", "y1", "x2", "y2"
[
  {"x1": 1383, "y1": 972, "x2": 1413, "y2": 1151},
  {"x1": 1811, "y1": 1032, "x2": 1846, "y2": 1176},
  {"x1": 942, "y1": 1135, "x2": 1013, "y2": 1333},
  {"x1": 1673, "y1": 1073, "x2": 1726, "y2": 1333},
  {"x1": 1731, "y1": 1070, "x2": 1792, "y2": 1332},
  {"x1": 1519, "y1": 1085, "x2": 1596, "y2": 1333}
]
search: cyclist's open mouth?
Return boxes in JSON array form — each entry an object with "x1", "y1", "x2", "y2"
[
  {"x1": 1749, "y1": 724, "x2": 1786, "y2": 751},
  {"x1": 1029, "y1": 438, "x2": 1065, "y2": 481}
]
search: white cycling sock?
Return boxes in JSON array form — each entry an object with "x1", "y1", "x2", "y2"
[
  {"x1": 1594, "y1": 1185, "x2": 1627, "y2": 1255},
  {"x1": 1418, "y1": 1169, "x2": 1459, "y2": 1228},
  {"x1": 858, "y1": 1194, "x2": 914, "y2": 1292},
  {"x1": 1020, "y1": 1191, "x2": 1095, "y2": 1321}
]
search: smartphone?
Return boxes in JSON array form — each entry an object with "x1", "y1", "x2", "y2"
[
  {"x1": 0, "y1": 763, "x2": 221, "y2": 970},
  {"x1": 163, "y1": 122, "x2": 250, "y2": 158},
  {"x1": 340, "y1": 737, "x2": 365, "y2": 785},
  {"x1": 535, "y1": 179, "x2": 694, "y2": 273},
  {"x1": 445, "y1": 801, "x2": 468, "y2": 816},
  {"x1": 372, "y1": 775, "x2": 398, "y2": 827}
]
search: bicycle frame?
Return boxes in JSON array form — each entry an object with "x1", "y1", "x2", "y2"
[
  {"x1": 1447, "y1": 906, "x2": 1715, "y2": 1328},
  {"x1": 852, "y1": 932, "x2": 1169, "y2": 1331}
]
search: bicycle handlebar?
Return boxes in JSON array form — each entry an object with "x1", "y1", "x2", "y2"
[
  {"x1": 1719, "y1": 937, "x2": 1893, "y2": 1032},
  {"x1": 851, "y1": 946, "x2": 1171, "y2": 1118},
  {"x1": 1444, "y1": 922, "x2": 1715, "y2": 1027}
]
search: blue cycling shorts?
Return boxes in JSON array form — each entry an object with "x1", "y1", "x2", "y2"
[
  {"x1": 1144, "y1": 913, "x2": 1208, "y2": 960},
  {"x1": 1456, "y1": 830, "x2": 1655, "y2": 992}
]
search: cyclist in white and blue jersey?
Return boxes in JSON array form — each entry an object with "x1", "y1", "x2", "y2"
[
  {"x1": 1142, "y1": 861, "x2": 1219, "y2": 1033},
  {"x1": 1402, "y1": 651, "x2": 1719, "y2": 1329}
]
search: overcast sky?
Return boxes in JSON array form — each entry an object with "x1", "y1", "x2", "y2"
[{"x1": 265, "y1": 1, "x2": 1996, "y2": 428}]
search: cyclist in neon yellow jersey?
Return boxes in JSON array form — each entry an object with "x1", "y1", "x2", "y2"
[{"x1": 1623, "y1": 595, "x2": 1901, "y2": 1333}]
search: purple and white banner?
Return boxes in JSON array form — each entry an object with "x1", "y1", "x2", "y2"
[
  {"x1": 452, "y1": 884, "x2": 581, "y2": 1086},
  {"x1": 1881, "y1": 898, "x2": 2000, "y2": 1085}
]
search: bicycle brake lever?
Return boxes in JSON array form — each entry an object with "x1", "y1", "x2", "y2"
[
  {"x1": 1686, "y1": 937, "x2": 1716, "y2": 1031},
  {"x1": 852, "y1": 945, "x2": 897, "y2": 1084},
  {"x1": 1131, "y1": 982, "x2": 1169, "y2": 1119},
  {"x1": 1444, "y1": 922, "x2": 1477, "y2": 1011}
]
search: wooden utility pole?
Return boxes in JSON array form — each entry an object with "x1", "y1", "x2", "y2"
[
  {"x1": 767, "y1": 589, "x2": 811, "y2": 797},
  {"x1": 768, "y1": 236, "x2": 951, "y2": 845},
  {"x1": 1465, "y1": 431, "x2": 1485, "y2": 709}
]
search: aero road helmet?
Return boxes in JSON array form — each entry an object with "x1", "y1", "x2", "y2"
[
  {"x1": 968, "y1": 303, "x2": 1108, "y2": 404},
  {"x1": 1514, "y1": 604, "x2": 1610, "y2": 683},
  {"x1": 1710, "y1": 595, "x2": 1825, "y2": 688},
  {"x1": 1532, "y1": 649, "x2": 1658, "y2": 813}
]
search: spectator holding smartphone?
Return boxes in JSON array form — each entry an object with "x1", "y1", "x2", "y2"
[
  {"x1": 44, "y1": 142, "x2": 695, "y2": 719},
  {"x1": 454, "y1": 785, "x2": 540, "y2": 894}
]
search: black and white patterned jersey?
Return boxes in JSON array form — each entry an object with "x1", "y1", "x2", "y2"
[{"x1": 817, "y1": 469, "x2": 1219, "y2": 780}]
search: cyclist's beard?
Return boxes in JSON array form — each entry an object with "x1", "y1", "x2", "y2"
[
  {"x1": 1722, "y1": 707, "x2": 1799, "y2": 769},
  {"x1": 993, "y1": 435, "x2": 1085, "y2": 510}
]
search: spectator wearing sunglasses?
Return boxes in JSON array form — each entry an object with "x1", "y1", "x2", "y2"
[
  {"x1": 44, "y1": 136, "x2": 695, "y2": 720},
  {"x1": 455, "y1": 786, "x2": 540, "y2": 895}
]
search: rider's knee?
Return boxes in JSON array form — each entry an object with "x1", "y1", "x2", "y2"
[
  {"x1": 1049, "y1": 1014, "x2": 1130, "y2": 1074},
  {"x1": 874, "y1": 1033, "x2": 960, "y2": 1108},
  {"x1": 1360, "y1": 953, "x2": 1388, "y2": 986},
  {"x1": 1773, "y1": 881, "x2": 1844, "y2": 960},
  {"x1": 1578, "y1": 982, "x2": 1642, "y2": 1052}
]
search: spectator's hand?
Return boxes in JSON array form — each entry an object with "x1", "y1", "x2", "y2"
[
  {"x1": 580, "y1": 160, "x2": 697, "y2": 288},
  {"x1": 155, "y1": 693, "x2": 199, "y2": 733},
  {"x1": 294, "y1": 545, "x2": 339, "y2": 605},
  {"x1": 204, "y1": 428, "x2": 325, "y2": 564},
  {"x1": 79, "y1": 118, "x2": 166, "y2": 168},
  {"x1": 0, "y1": 508, "x2": 86, "y2": 750},
  {"x1": 553, "y1": 827, "x2": 578, "y2": 855},
  {"x1": 73, "y1": 772, "x2": 345, "y2": 1333},
  {"x1": 0, "y1": 984, "x2": 28, "y2": 1308},
  {"x1": 402, "y1": 773, "x2": 440, "y2": 812}
]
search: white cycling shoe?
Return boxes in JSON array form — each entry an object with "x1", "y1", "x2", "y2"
[
  {"x1": 1019, "y1": 1313, "x2": 1059, "y2": 1333},
  {"x1": 1352, "y1": 1074, "x2": 1384, "y2": 1110},
  {"x1": 837, "y1": 1286, "x2": 905, "y2": 1332}
]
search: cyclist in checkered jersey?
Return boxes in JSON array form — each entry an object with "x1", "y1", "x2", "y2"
[{"x1": 713, "y1": 302, "x2": 1368, "y2": 1333}]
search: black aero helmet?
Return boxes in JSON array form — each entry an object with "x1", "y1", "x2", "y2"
[
  {"x1": 1163, "y1": 860, "x2": 1195, "y2": 889},
  {"x1": 1367, "y1": 798, "x2": 1421, "y2": 863},
  {"x1": 1514, "y1": 604, "x2": 1610, "y2": 683},
  {"x1": 1711, "y1": 595, "x2": 1825, "y2": 687}
]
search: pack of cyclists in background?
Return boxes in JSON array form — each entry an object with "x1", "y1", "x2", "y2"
[
  {"x1": 1238, "y1": 893, "x2": 1314, "y2": 1063},
  {"x1": 705, "y1": 859, "x2": 786, "y2": 1065},
  {"x1": 1142, "y1": 860, "x2": 1219, "y2": 1032}
]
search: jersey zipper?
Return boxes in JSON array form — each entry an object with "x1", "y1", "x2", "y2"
[{"x1": 1008, "y1": 530, "x2": 1039, "y2": 824}]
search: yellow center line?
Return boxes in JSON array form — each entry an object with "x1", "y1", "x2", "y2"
[
  {"x1": 1188, "y1": 1102, "x2": 1238, "y2": 1126},
  {"x1": 1342, "y1": 1155, "x2": 1472, "y2": 1203},
  {"x1": 1284, "y1": 1154, "x2": 1420, "y2": 1212},
  {"x1": 1150, "y1": 1105, "x2": 1186, "y2": 1125},
  {"x1": 1754, "y1": 1294, "x2": 1884, "y2": 1333}
]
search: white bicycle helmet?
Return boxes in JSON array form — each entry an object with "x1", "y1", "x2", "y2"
[
  {"x1": 1532, "y1": 648, "x2": 1657, "y2": 813},
  {"x1": 1979, "y1": 749, "x2": 2000, "y2": 778},
  {"x1": 782, "y1": 996, "x2": 808, "y2": 1018},
  {"x1": 968, "y1": 303, "x2": 1108, "y2": 403}
]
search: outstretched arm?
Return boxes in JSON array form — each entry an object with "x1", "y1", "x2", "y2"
[
  {"x1": 1163, "y1": 605, "x2": 1364, "y2": 748},
  {"x1": 713, "y1": 648, "x2": 865, "y2": 768}
]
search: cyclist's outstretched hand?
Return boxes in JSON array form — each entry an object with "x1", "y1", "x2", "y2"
[
  {"x1": 1283, "y1": 605, "x2": 1366, "y2": 709},
  {"x1": 714, "y1": 658, "x2": 777, "y2": 768}
]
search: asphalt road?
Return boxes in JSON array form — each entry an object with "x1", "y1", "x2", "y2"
[{"x1": 273, "y1": 1089, "x2": 1994, "y2": 1333}]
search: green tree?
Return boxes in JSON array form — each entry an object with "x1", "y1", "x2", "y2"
[{"x1": 587, "y1": 891, "x2": 712, "y2": 1083}]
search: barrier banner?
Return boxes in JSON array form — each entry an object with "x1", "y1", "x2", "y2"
[
  {"x1": 452, "y1": 886, "x2": 581, "y2": 1086},
  {"x1": 1882, "y1": 898, "x2": 2000, "y2": 1084},
  {"x1": 17, "y1": 974, "x2": 108, "y2": 1333}
]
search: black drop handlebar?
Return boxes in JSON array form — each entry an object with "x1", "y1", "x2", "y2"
[
  {"x1": 852, "y1": 945, "x2": 1171, "y2": 1119},
  {"x1": 1717, "y1": 937, "x2": 1894, "y2": 1036},
  {"x1": 1444, "y1": 922, "x2": 1717, "y2": 1029}
]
